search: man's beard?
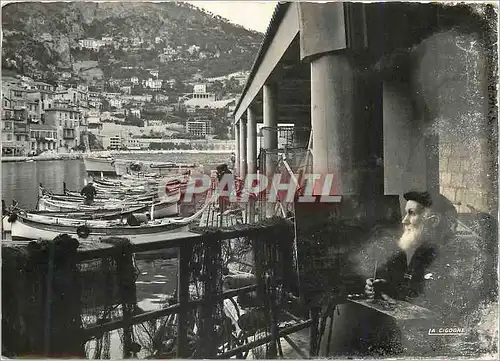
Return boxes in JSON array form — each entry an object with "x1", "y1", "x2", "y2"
[{"x1": 398, "y1": 225, "x2": 426, "y2": 251}]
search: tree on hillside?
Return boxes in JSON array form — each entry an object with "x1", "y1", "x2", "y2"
[
  {"x1": 208, "y1": 80, "x2": 224, "y2": 99},
  {"x1": 124, "y1": 113, "x2": 144, "y2": 127},
  {"x1": 101, "y1": 98, "x2": 111, "y2": 112}
]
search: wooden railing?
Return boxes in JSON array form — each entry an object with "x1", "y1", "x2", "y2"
[{"x1": 74, "y1": 220, "x2": 310, "y2": 359}]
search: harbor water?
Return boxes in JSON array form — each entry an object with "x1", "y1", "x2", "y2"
[
  {"x1": 2, "y1": 152, "x2": 230, "y2": 209},
  {"x1": 2, "y1": 152, "x2": 230, "y2": 357}
]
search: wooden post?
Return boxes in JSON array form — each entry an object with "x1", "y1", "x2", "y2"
[
  {"x1": 198, "y1": 237, "x2": 222, "y2": 358},
  {"x1": 268, "y1": 241, "x2": 279, "y2": 359},
  {"x1": 109, "y1": 238, "x2": 137, "y2": 359},
  {"x1": 309, "y1": 307, "x2": 320, "y2": 357},
  {"x1": 38, "y1": 234, "x2": 83, "y2": 357},
  {"x1": 177, "y1": 243, "x2": 192, "y2": 358},
  {"x1": 43, "y1": 241, "x2": 55, "y2": 356},
  {"x1": 63, "y1": 182, "x2": 67, "y2": 195},
  {"x1": 248, "y1": 198, "x2": 255, "y2": 224}
]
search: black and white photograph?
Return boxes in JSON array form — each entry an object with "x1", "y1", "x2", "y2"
[{"x1": 1, "y1": 1, "x2": 498, "y2": 359}]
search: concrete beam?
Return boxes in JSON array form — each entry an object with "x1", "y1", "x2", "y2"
[
  {"x1": 234, "y1": 123, "x2": 240, "y2": 176},
  {"x1": 234, "y1": 3, "x2": 300, "y2": 121},
  {"x1": 247, "y1": 107, "x2": 257, "y2": 174},
  {"x1": 239, "y1": 118, "x2": 247, "y2": 179}
]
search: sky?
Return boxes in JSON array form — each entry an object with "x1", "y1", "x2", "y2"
[{"x1": 186, "y1": 1, "x2": 278, "y2": 33}]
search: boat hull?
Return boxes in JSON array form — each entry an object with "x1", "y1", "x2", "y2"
[
  {"x1": 38, "y1": 197, "x2": 139, "y2": 212},
  {"x1": 151, "y1": 202, "x2": 179, "y2": 219},
  {"x1": 37, "y1": 197, "x2": 179, "y2": 218},
  {"x1": 83, "y1": 156, "x2": 117, "y2": 176},
  {"x1": 10, "y1": 214, "x2": 189, "y2": 257}
]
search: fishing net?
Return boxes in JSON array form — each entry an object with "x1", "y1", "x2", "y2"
[
  {"x1": 2, "y1": 216, "x2": 298, "y2": 359},
  {"x1": 78, "y1": 238, "x2": 137, "y2": 359}
]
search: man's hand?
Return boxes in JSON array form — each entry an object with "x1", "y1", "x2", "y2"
[{"x1": 365, "y1": 278, "x2": 389, "y2": 299}]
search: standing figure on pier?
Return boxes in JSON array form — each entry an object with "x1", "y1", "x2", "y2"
[
  {"x1": 80, "y1": 182, "x2": 97, "y2": 205},
  {"x1": 216, "y1": 164, "x2": 233, "y2": 214},
  {"x1": 230, "y1": 152, "x2": 236, "y2": 172}
]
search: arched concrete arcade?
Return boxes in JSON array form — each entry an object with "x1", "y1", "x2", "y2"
[{"x1": 233, "y1": 2, "x2": 496, "y2": 216}]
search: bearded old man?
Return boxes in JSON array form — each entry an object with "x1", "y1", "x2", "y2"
[{"x1": 319, "y1": 191, "x2": 492, "y2": 357}]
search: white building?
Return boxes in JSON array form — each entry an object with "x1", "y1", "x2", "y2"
[
  {"x1": 40, "y1": 33, "x2": 53, "y2": 42},
  {"x1": 144, "y1": 119, "x2": 163, "y2": 127},
  {"x1": 120, "y1": 85, "x2": 132, "y2": 95},
  {"x1": 124, "y1": 137, "x2": 142, "y2": 150},
  {"x1": 187, "y1": 45, "x2": 200, "y2": 55},
  {"x1": 109, "y1": 98, "x2": 123, "y2": 109},
  {"x1": 129, "y1": 108, "x2": 141, "y2": 117},
  {"x1": 101, "y1": 37, "x2": 113, "y2": 45},
  {"x1": 186, "y1": 119, "x2": 211, "y2": 137},
  {"x1": 131, "y1": 37, "x2": 143, "y2": 47},
  {"x1": 87, "y1": 110, "x2": 103, "y2": 133},
  {"x1": 194, "y1": 84, "x2": 207, "y2": 94},
  {"x1": 78, "y1": 38, "x2": 105, "y2": 51},
  {"x1": 103, "y1": 135, "x2": 122, "y2": 150},
  {"x1": 144, "y1": 78, "x2": 163, "y2": 91}
]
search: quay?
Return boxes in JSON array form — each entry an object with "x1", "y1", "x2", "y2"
[
  {"x1": 2, "y1": 2, "x2": 497, "y2": 359},
  {"x1": 1, "y1": 153, "x2": 83, "y2": 162},
  {"x1": 1, "y1": 149, "x2": 233, "y2": 163}
]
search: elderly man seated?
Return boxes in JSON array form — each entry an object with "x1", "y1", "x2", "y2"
[{"x1": 320, "y1": 191, "x2": 492, "y2": 357}]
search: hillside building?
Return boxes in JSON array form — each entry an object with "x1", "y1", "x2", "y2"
[
  {"x1": 30, "y1": 124, "x2": 58, "y2": 153},
  {"x1": 186, "y1": 117, "x2": 211, "y2": 138},
  {"x1": 104, "y1": 135, "x2": 122, "y2": 150},
  {"x1": 2, "y1": 99, "x2": 30, "y2": 156},
  {"x1": 78, "y1": 38, "x2": 105, "y2": 51},
  {"x1": 44, "y1": 102, "x2": 82, "y2": 152},
  {"x1": 143, "y1": 78, "x2": 163, "y2": 91}
]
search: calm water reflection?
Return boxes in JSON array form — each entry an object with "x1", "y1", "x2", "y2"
[
  {"x1": 2, "y1": 159, "x2": 86, "y2": 209},
  {"x1": 3, "y1": 154, "x2": 231, "y2": 357},
  {"x1": 2, "y1": 154, "x2": 228, "y2": 314},
  {"x1": 2, "y1": 153, "x2": 230, "y2": 210}
]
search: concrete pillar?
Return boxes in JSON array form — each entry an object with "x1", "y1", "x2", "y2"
[
  {"x1": 310, "y1": 52, "x2": 385, "y2": 212},
  {"x1": 263, "y1": 84, "x2": 278, "y2": 165},
  {"x1": 239, "y1": 118, "x2": 247, "y2": 179},
  {"x1": 234, "y1": 122, "x2": 240, "y2": 176},
  {"x1": 310, "y1": 54, "x2": 356, "y2": 195},
  {"x1": 246, "y1": 107, "x2": 257, "y2": 175},
  {"x1": 246, "y1": 107, "x2": 257, "y2": 223},
  {"x1": 263, "y1": 84, "x2": 278, "y2": 217},
  {"x1": 383, "y1": 80, "x2": 440, "y2": 214}
]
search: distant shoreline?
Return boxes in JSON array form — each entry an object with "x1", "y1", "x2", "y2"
[
  {"x1": 1, "y1": 154, "x2": 83, "y2": 163},
  {"x1": 1, "y1": 150, "x2": 233, "y2": 163},
  {"x1": 102, "y1": 149, "x2": 233, "y2": 155}
]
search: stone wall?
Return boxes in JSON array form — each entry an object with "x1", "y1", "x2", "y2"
[
  {"x1": 439, "y1": 138, "x2": 492, "y2": 213},
  {"x1": 413, "y1": 28, "x2": 496, "y2": 214}
]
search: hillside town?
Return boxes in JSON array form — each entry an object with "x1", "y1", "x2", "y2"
[{"x1": 1, "y1": 68, "x2": 244, "y2": 156}]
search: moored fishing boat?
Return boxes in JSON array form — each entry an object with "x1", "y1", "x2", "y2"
[
  {"x1": 64, "y1": 189, "x2": 158, "y2": 203},
  {"x1": 28, "y1": 206, "x2": 150, "y2": 220},
  {"x1": 9, "y1": 210, "x2": 189, "y2": 243},
  {"x1": 37, "y1": 196, "x2": 141, "y2": 212},
  {"x1": 114, "y1": 159, "x2": 198, "y2": 177},
  {"x1": 37, "y1": 196, "x2": 180, "y2": 218},
  {"x1": 7, "y1": 196, "x2": 213, "y2": 256},
  {"x1": 83, "y1": 155, "x2": 117, "y2": 176}
]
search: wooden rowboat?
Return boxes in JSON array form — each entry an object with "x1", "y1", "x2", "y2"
[
  {"x1": 37, "y1": 197, "x2": 180, "y2": 219},
  {"x1": 9, "y1": 210, "x2": 190, "y2": 244}
]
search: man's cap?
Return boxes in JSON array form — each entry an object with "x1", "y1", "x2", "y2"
[
  {"x1": 404, "y1": 191, "x2": 457, "y2": 220},
  {"x1": 404, "y1": 191, "x2": 432, "y2": 208}
]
